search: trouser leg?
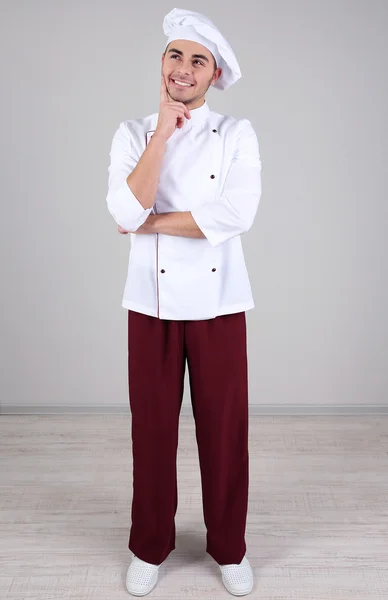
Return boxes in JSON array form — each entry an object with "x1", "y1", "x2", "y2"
[
  {"x1": 185, "y1": 311, "x2": 249, "y2": 565},
  {"x1": 127, "y1": 310, "x2": 185, "y2": 565}
]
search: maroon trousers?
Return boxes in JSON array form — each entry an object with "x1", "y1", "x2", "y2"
[{"x1": 127, "y1": 309, "x2": 250, "y2": 566}]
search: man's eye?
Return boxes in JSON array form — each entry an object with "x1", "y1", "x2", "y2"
[{"x1": 171, "y1": 55, "x2": 203, "y2": 66}]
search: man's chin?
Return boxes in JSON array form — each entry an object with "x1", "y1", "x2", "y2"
[{"x1": 169, "y1": 93, "x2": 193, "y2": 104}]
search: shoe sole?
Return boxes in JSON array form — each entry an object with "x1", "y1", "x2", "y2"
[
  {"x1": 222, "y1": 578, "x2": 254, "y2": 596},
  {"x1": 125, "y1": 578, "x2": 158, "y2": 597}
]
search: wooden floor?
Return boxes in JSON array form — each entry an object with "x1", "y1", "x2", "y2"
[{"x1": 0, "y1": 414, "x2": 387, "y2": 599}]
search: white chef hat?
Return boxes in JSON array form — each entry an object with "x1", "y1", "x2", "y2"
[{"x1": 163, "y1": 8, "x2": 241, "y2": 91}]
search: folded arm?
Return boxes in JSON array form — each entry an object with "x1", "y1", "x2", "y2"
[
  {"x1": 116, "y1": 119, "x2": 262, "y2": 244},
  {"x1": 128, "y1": 211, "x2": 205, "y2": 238}
]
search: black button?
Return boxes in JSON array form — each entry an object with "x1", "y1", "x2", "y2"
[
  {"x1": 210, "y1": 174, "x2": 215, "y2": 179},
  {"x1": 212, "y1": 129, "x2": 217, "y2": 133},
  {"x1": 212, "y1": 268, "x2": 216, "y2": 272},
  {"x1": 160, "y1": 269, "x2": 165, "y2": 273}
]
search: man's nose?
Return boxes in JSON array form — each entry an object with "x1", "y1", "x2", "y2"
[{"x1": 180, "y1": 61, "x2": 194, "y2": 74}]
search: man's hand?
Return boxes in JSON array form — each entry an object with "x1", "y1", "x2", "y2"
[
  {"x1": 154, "y1": 72, "x2": 191, "y2": 141},
  {"x1": 117, "y1": 214, "x2": 156, "y2": 235}
]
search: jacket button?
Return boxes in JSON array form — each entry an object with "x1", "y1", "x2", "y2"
[
  {"x1": 161, "y1": 269, "x2": 165, "y2": 273},
  {"x1": 212, "y1": 268, "x2": 217, "y2": 272},
  {"x1": 212, "y1": 129, "x2": 217, "y2": 133},
  {"x1": 210, "y1": 174, "x2": 215, "y2": 179}
]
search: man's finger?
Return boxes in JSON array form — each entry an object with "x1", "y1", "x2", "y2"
[
  {"x1": 160, "y1": 73, "x2": 170, "y2": 104},
  {"x1": 167, "y1": 103, "x2": 191, "y2": 121}
]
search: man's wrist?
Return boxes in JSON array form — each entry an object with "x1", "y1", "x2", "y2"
[
  {"x1": 144, "y1": 213, "x2": 160, "y2": 233},
  {"x1": 150, "y1": 132, "x2": 168, "y2": 146}
]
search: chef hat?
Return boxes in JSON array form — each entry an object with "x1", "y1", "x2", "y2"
[{"x1": 163, "y1": 8, "x2": 241, "y2": 91}]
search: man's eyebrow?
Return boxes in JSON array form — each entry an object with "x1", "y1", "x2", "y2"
[{"x1": 167, "y1": 48, "x2": 210, "y2": 63}]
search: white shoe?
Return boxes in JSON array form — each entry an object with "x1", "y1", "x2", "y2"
[
  {"x1": 125, "y1": 554, "x2": 161, "y2": 596},
  {"x1": 219, "y1": 555, "x2": 254, "y2": 596}
]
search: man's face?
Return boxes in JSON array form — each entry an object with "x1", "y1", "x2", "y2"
[{"x1": 161, "y1": 39, "x2": 222, "y2": 107}]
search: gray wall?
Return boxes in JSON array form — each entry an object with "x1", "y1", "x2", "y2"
[{"x1": 1, "y1": 0, "x2": 387, "y2": 413}]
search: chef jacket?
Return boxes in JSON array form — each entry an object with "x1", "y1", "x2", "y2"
[{"x1": 106, "y1": 100, "x2": 262, "y2": 320}]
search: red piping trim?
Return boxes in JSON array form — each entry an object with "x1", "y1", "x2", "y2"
[{"x1": 145, "y1": 129, "x2": 160, "y2": 319}]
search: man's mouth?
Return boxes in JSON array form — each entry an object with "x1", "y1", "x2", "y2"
[{"x1": 170, "y1": 78, "x2": 194, "y2": 88}]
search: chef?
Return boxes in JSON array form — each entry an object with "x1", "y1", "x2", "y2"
[{"x1": 106, "y1": 7, "x2": 262, "y2": 597}]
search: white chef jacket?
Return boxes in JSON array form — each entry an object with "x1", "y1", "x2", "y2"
[{"x1": 106, "y1": 100, "x2": 262, "y2": 320}]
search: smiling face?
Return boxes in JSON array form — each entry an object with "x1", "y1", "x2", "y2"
[{"x1": 162, "y1": 39, "x2": 222, "y2": 109}]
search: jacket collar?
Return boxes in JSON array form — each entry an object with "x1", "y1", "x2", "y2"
[
  {"x1": 187, "y1": 100, "x2": 210, "y2": 126},
  {"x1": 177, "y1": 99, "x2": 210, "y2": 134}
]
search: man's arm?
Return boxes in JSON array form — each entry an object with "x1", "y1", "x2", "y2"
[
  {"x1": 125, "y1": 133, "x2": 167, "y2": 210},
  {"x1": 135, "y1": 212, "x2": 205, "y2": 238},
  {"x1": 189, "y1": 119, "x2": 262, "y2": 247},
  {"x1": 118, "y1": 211, "x2": 205, "y2": 238},
  {"x1": 108, "y1": 78, "x2": 191, "y2": 232},
  {"x1": 129, "y1": 119, "x2": 262, "y2": 244},
  {"x1": 117, "y1": 119, "x2": 262, "y2": 241},
  {"x1": 106, "y1": 124, "x2": 167, "y2": 232}
]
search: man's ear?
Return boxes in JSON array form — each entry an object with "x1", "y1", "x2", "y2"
[{"x1": 213, "y1": 67, "x2": 222, "y2": 84}]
